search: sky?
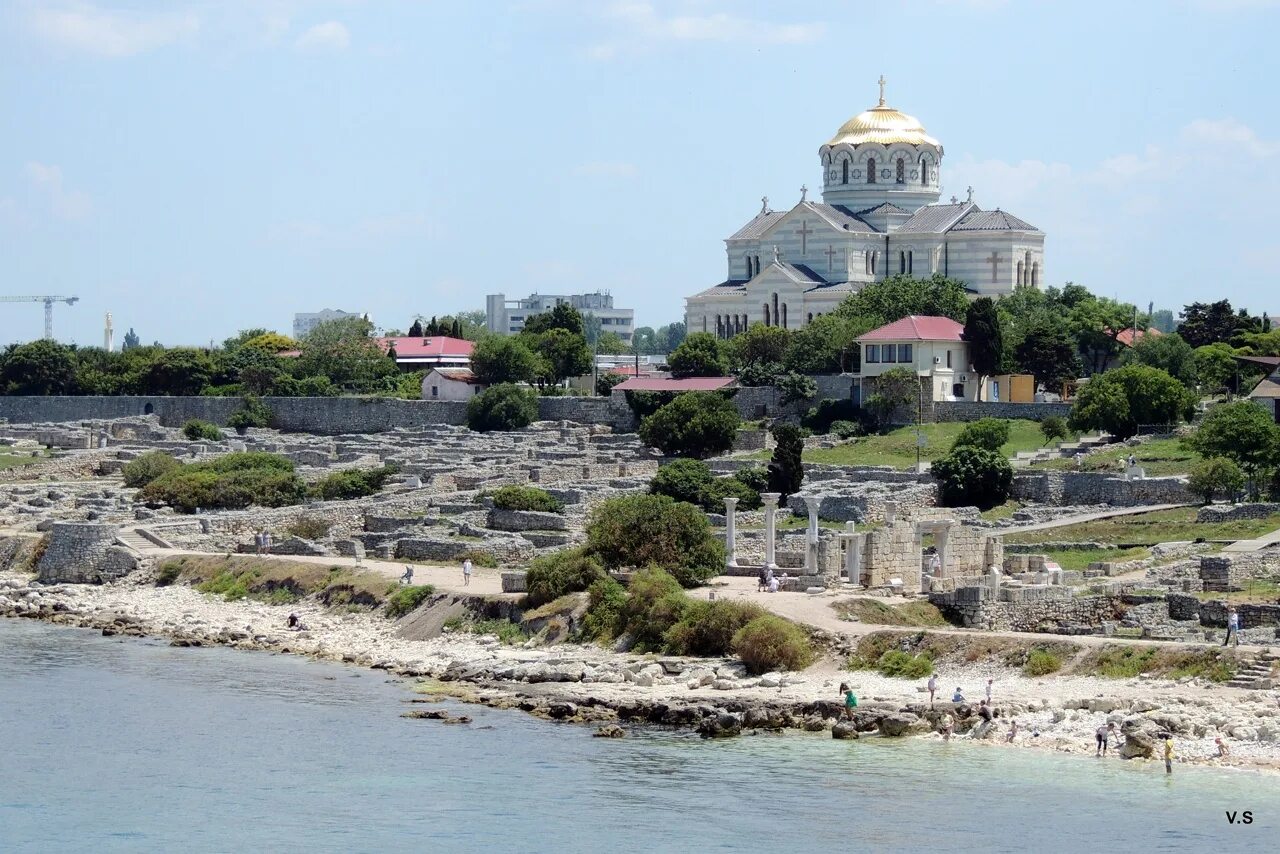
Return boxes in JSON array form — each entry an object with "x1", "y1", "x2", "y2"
[{"x1": 2, "y1": 0, "x2": 1279, "y2": 348}]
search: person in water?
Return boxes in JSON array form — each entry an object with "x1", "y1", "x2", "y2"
[{"x1": 838, "y1": 682, "x2": 857, "y2": 719}]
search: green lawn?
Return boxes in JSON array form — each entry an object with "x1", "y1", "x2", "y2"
[
  {"x1": 1028, "y1": 437, "x2": 1201, "y2": 477},
  {"x1": 1004, "y1": 506, "x2": 1280, "y2": 547},
  {"x1": 803, "y1": 419, "x2": 1049, "y2": 469},
  {"x1": 1038, "y1": 546, "x2": 1151, "y2": 572},
  {"x1": 980, "y1": 500, "x2": 1024, "y2": 521},
  {"x1": 0, "y1": 453, "x2": 43, "y2": 470}
]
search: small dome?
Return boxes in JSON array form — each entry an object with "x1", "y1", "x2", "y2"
[{"x1": 828, "y1": 103, "x2": 940, "y2": 148}]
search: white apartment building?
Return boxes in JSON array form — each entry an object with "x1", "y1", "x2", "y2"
[
  {"x1": 293, "y1": 309, "x2": 363, "y2": 339},
  {"x1": 485, "y1": 292, "x2": 634, "y2": 342}
]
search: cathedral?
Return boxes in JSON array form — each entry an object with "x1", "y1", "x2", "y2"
[{"x1": 684, "y1": 79, "x2": 1045, "y2": 338}]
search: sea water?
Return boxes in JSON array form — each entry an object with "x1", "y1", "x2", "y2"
[{"x1": 1, "y1": 618, "x2": 1277, "y2": 853}]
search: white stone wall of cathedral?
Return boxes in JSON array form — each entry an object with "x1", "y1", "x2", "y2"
[
  {"x1": 819, "y1": 142, "x2": 941, "y2": 211},
  {"x1": 942, "y1": 235, "x2": 1045, "y2": 296}
]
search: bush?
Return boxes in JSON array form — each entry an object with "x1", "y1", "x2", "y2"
[
  {"x1": 875, "y1": 650, "x2": 934, "y2": 678},
  {"x1": 767, "y1": 423, "x2": 804, "y2": 500},
  {"x1": 596, "y1": 371, "x2": 627, "y2": 397},
  {"x1": 952, "y1": 418, "x2": 1010, "y2": 452},
  {"x1": 650, "y1": 458, "x2": 714, "y2": 506},
  {"x1": 1183, "y1": 401, "x2": 1280, "y2": 492},
  {"x1": 639, "y1": 391, "x2": 740, "y2": 458},
  {"x1": 1023, "y1": 648, "x2": 1063, "y2": 676},
  {"x1": 585, "y1": 494, "x2": 724, "y2": 587},
  {"x1": 663, "y1": 599, "x2": 765, "y2": 657},
  {"x1": 1187, "y1": 457, "x2": 1245, "y2": 504},
  {"x1": 732, "y1": 615, "x2": 815, "y2": 674},
  {"x1": 578, "y1": 577, "x2": 627, "y2": 642},
  {"x1": 227, "y1": 396, "x2": 272, "y2": 431},
  {"x1": 182, "y1": 419, "x2": 223, "y2": 441},
  {"x1": 668, "y1": 332, "x2": 728, "y2": 378},
  {"x1": 491, "y1": 485, "x2": 563, "y2": 513},
  {"x1": 524, "y1": 547, "x2": 606, "y2": 607},
  {"x1": 136, "y1": 452, "x2": 306, "y2": 513},
  {"x1": 466, "y1": 383, "x2": 538, "y2": 432},
  {"x1": 701, "y1": 474, "x2": 762, "y2": 512},
  {"x1": 287, "y1": 516, "x2": 332, "y2": 540},
  {"x1": 385, "y1": 584, "x2": 436, "y2": 618},
  {"x1": 1068, "y1": 364, "x2": 1194, "y2": 439},
  {"x1": 310, "y1": 465, "x2": 399, "y2": 501},
  {"x1": 1039, "y1": 415, "x2": 1070, "y2": 446},
  {"x1": 732, "y1": 465, "x2": 768, "y2": 493},
  {"x1": 829, "y1": 419, "x2": 863, "y2": 440},
  {"x1": 931, "y1": 445, "x2": 1013, "y2": 510},
  {"x1": 620, "y1": 566, "x2": 688, "y2": 651},
  {"x1": 122, "y1": 450, "x2": 180, "y2": 488},
  {"x1": 802, "y1": 398, "x2": 861, "y2": 434}
]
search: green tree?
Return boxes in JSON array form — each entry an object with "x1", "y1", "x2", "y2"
[
  {"x1": 581, "y1": 312, "x2": 602, "y2": 345},
  {"x1": 595, "y1": 331, "x2": 629, "y2": 355},
  {"x1": 1068, "y1": 365, "x2": 1193, "y2": 439},
  {"x1": 657, "y1": 321, "x2": 687, "y2": 352},
  {"x1": 776, "y1": 371, "x2": 817, "y2": 405},
  {"x1": 222, "y1": 328, "x2": 271, "y2": 350},
  {"x1": 294, "y1": 317, "x2": 396, "y2": 392},
  {"x1": 632, "y1": 326, "x2": 657, "y2": 355},
  {"x1": 1178, "y1": 300, "x2": 1251, "y2": 348},
  {"x1": 522, "y1": 303, "x2": 584, "y2": 336},
  {"x1": 650, "y1": 458, "x2": 715, "y2": 506},
  {"x1": 465, "y1": 383, "x2": 539, "y2": 432},
  {"x1": 668, "y1": 332, "x2": 728, "y2": 378},
  {"x1": 470, "y1": 335, "x2": 540, "y2": 385},
  {"x1": 1124, "y1": 332, "x2": 1196, "y2": 386},
  {"x1": 1187, "y1": 458, "x2": 1245, "y2": 504},
  {"x1": 1039, "y1": 415, "x2": 1070, "y2": 446},
  {"x1": 952, "y1": 418, "x2": 1010, "y2": 452},
  {"x1": 121, "y1": 328, "x2": 141, "y2": 351},
  {"x1": 595, "y1": 371, "x2": 627, "y2": 397},
  {"x1": 963, "y1": 297, "x2": 1003, "y2": 386},
  {"x1": 931, "y1": 446, "x2": 1013, "y2": 509},
  {"x1": 783, "y1": 313, "x2": 868, "y2": 374},
  {"x1": 584, "y1": 494, "x2": 724, "y2": 587},
  {"x1": 1184, "y1": 401, "x2": 1280, "y2": 493},
  {"x1": 767, "y1": 423, "x2": 805, "y2": 500},
  {"x1": 1069, "y1": 294, "x2": 1140, "y2": 375},
  {"x1": 1014, "y1": 320, "x2": 1081, "y2": 391},
  {"x1": 408, "y1": 318, "x2": 424, "y2": 337},
  {"x1": 141, "y1": 347, "x2": 216, "y2": 396},
  {"x1": 865, "y1": 366, "x2": 919, "y2": 428},
  {"x1": 835, "y1": 273, "x2": 969, "y2": 324},
  {"x1": 728, "y1": 323, "x2": 791, "y2": 370},
  {"x1": 639, "y1": 391, "x2": 740, "y2": 458},
  {"x1": 531, "y1": 328, "x2": 592, "y2": 386},
  {"x1": 1192, "y1": 343, "x2": 1237, "y2": 392},
  {"x1": 0, "y1": 340, "x2": 76, "y2": 395}
]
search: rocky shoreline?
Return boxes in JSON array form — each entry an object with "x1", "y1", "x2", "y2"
[{"x1": 3, "y1": 568, "x2": 1279, "y2": 773}]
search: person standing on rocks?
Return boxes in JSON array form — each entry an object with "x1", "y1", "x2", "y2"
[
  {"x1": 1223, "y1": 607, "x2": 1240, "y2": 647},
  {"x1": 1096, "y1": 722, "x2": 1114, "y2": 756},
  {"x1": 462, "y1": 557, "x2": 473, "y2": 587},
  {"x1": 985, "y1": 678, "x2": 993, "y2": 704},
  {"x1": 927, "y1": 674, "x2": 938, "y2": 707},
  {"x1": 1163, "y1": 734, "x2": 1174, "y2": 774},
  {"x1": 839, "y1": 682, "x2": 857, "y2": 720}
]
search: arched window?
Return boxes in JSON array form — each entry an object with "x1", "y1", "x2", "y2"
[
  {"x1": 807, "y1": 312, "x2": 813, "y2": 324},
  {"x1": 763, "y1": 304, "x2": 771, "y2": 326},
  {"x1": 899, "y1": 251, "x2": 906, "y2": 274},
  {"x1": 865, "y1": 251, "x2": 871, "y2": 275},
  {"x1": 1031, "y1": 262, "x2": 1040, "y2": 288},
  {"x1": 842, "y1": 159, "x2": 849, "y2": 185},
  {"x1": 772, "y1": 293, "x2": 779, "y2": 326},
  {"x1": 896, "y1": 157, "x2": 905, "y2": 184},
  {"x1": 715, "y1": 315, "x2": 721, "y2": 338},
  {"x1": 921, "y1": 160, "x2": 929, "y2": 185},
  {"x1": 745, "y1": 256, "x2": 752, "y2": 279},
  {"x1": 702, "y1": 316, "x2": 707, "y2": 333},
  {"x1": 1016, "y1": 261, "x2": 1024, "y2": 287},
  {"x1": 781, "y1": 303, "x2": 788, "y2": 329},
  {"x1": 866, "y1": 158, "x2": 876, "y2": 184},
  {"x1": 908, "y1": 250, "x2": 914, "y2": 275},
  {"x1": 754, "y1": 254, "x2": 760, "y2": 275},
  {"x1": 871, "y1": 251, "x2": 877, "y2": 275}
]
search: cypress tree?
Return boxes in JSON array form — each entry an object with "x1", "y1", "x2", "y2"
[{"x1": 767, "y1": 423, "x2": 804, "y2": 500}]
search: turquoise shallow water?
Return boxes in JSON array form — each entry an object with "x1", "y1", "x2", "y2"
[{"x1": 2, "y1": 618, "x2": 1278, "y2": 853}]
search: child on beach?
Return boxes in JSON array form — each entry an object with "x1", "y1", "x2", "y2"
[
  {"x1": 952, "y1": 687, "x2": 965, "y2": 703},
  {"x1": 839, "y1": 683, "x2": 857, "y2": 720},
  {"x1": 1163, "y1": 734, "x2": 1174, "y2": 774},
  {"x1": 462, "y1": 558, "x2": 473, "y2": 587},
  {"x1": 1006, "y1": 720, "x2": 1018, "y2": 743},
  {"x1": 940, "y1": 713, "x2": 954, "y2": 741},
  {"x1": 1215, "y1": 737, "x2": 1230, "y2": 759},
  {"x1": 927, "y1": 674, "x2": 938, "y2": 707}
]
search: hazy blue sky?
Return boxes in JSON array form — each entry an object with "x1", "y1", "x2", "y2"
[{"x1": 2, "y1": 0, "x2": 1278, "y2": 347}]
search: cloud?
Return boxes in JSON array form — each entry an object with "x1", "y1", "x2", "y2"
[
  {"x1": 294, "y1": 20, "x2": 350, "y2": 53},
  {"x1": 588, "y1": 1, "x2": 824, "y2": 59},
  {"x1": 574, "y1": 160, "x2": 639, "y2": 178},
  {"x1": 25, "y1": 162, "x2": 93, "y2": 220},
  {"x1": 1181, "y1": 118, "x2": 1278, "y2": 157},
  {"x1": 27, "y1": 3, "x2": 199, "y2": 58}
]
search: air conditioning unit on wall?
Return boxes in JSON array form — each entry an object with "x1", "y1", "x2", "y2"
[
  {"x1": 959, "y1": 375, "x2": 968, "y2": 382},
  {"x1": 933, "y1": 356, "x2": 941, "y2": 364}
]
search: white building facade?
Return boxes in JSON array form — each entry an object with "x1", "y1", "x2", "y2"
[
  {"x1": 685, "y1": 80, "x2": 1045, "y2": 338},
  {"x1": 486, "y1": 292, "x2": 635, "y2": 342},
  {"x1": 293, "y1": 308, "x2": 363, "y2": 340}
]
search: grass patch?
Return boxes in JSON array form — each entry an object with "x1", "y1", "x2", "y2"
[
  {"x1": 443, "y1": 615, "x2": 527, "y2": 644},
  {"x1": 803, "y1": 419, "x2": 1046, "y2": 470},
  {"x1": 1022, "y1": 648, "x2": 1063, "y2": 676},
  {"x1": 1004, "y1": 506, "x2": 1280, "y2": 547},
  {"x1": 832, "y1": 597, "x2": 950, "y2": 627},
  {"x1": 159, "y1": 554, "x2": 396, "y2": 609},
  {"x1": 872, "y1": 649, "x2": 934, "y2": 678},
  {"x1": 1030, "y1": 437, "x2": 1200, "y2": 477},
  {"x1": 385, "y1": 584, "x2": 437, "y2": 618},
  {"x1": 1194, "y1": 579, "x2": 1280, "y2": 604},
  {"x1": 848, "y1": 631, "x2": 1083, "y2": 672},
  {"x1": 979, "y1": 500, "x2": 1023, "y2": 522},
  {"x1": 286, "y1": 516, "x2": 333, "y2": 540},
  {"x1": 1078, "y1": 644, "x2": 1240, "y2": 682},
  {"x1": 0, "y1": 452, "x2": 43, "y2": 470},
  {"x1": 1038, "y1": 546, "x2": 1151, "y2": 572}
]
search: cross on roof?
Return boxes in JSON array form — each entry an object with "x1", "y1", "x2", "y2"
[{"x1": 878, "y1": 74, "x2": 887, "y2": 106}]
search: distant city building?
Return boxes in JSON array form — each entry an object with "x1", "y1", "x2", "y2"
[
  {"x1": 486, "y1": 292, "x2": 634, "y2": 342},
  {"x1": 293, "y1": 309, "x2": 363, "y2": 339},
  {"x1": 686, "y1": 78, "x2": 1046, "y2": 338}
]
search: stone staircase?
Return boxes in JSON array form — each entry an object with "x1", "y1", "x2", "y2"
[
  {"x1": 1227, "y1": 650, "x2": 1279, "y2": 689},
  {"x1": 1011, "y1": 433, "x2": 1113, "y2": 469},
  {"x1": 114, "y1": 527, "x2": 174, "y2": 552}
]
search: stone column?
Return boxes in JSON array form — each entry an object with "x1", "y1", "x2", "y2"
[
  {"x1": 804, "y1": 496, "x2": 820, "y2": 573},
  {"x1": 723, "y1": 497, "x2": 739, "y2": 568},
  {"x1": 760, "y1": 493, "x2": 780, "y2": 569},
  {"x1": 840, "y1": 521, "x2": 862, "y2": 584}
]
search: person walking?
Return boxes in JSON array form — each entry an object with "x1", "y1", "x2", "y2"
[
  {"x1": 1096, "y1": 722, "x2": 1115, "y2": 756},
  {"x1": 839, "y1": 682, "x2": 857, "y2": 720},
  {"x1": 262, "y1": 530, "x2": 273, "y2": 554},
  {"x1": 400, "y1": 565, "x2": 414, "y2": 585},
  {"x1": 1223, "y1": 607, "x2": 1240, "y2": 647},
  {"x1": 254, "y1": 530, "x2": 264, "y2": 556},
  {"x1": 1163, "y1": 734, "x2": 1174, "y2": 774},
  {"x1": 462, "y1": 557, "x2": 473, "y2": 587},
  {"x1": 927, "y1": 674, "x2": 938, "y2": 708}
]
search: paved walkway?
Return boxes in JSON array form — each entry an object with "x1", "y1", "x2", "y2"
[
  {"x1": 997, "y1": 503, "x2": 1191, "y2": 535},
  {"x1": 1223, "y1": 525, "x2": 1280, "y2": 553}
]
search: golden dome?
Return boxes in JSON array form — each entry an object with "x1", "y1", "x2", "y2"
[{"x1": 827, "y1": 103, "x2": 940, "y2": 148}]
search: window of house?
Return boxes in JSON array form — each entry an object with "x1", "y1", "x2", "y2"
[
  {"x1": 922, "y1": 160, "x2": 930, "y2": 185},
  {"x1": 896, "y1": 157, "x2": 905, "y2": 184},
  {"x1": 867, "y1": 158, "x2": 876, "y2": 184},
  {"x1": 946, "y1": 349, "x2": 952, "y2": 369},
  {"x1": 866, "y1": 344, "x2": 880, "y2": 363},
  {"x1": 953, "y1": 383, "x2": 965, "y2": 398},
  {"x1": 899, "y1": 343, "x2": 913, "y2": 363},
  {"x1": 842, "y1": 160, "x2": 849, "y2": 184},
  {"x1": 431, "y1": 386, "x2": 439, "y2": 398}
]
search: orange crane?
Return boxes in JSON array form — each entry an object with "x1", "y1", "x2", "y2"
[{"x1": 0, "y1": 295, "x2": 79, "y2": 340}]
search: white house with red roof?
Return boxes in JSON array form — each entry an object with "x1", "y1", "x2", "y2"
[
  {"x1": 377, "y1": 336, "x2": 474, "y2": 370},
  {"x1": 857, "y1": 315, "x2": 975, "y2": 402},
  {"x1": 421, "y1": 367, "x2": 486, "y2": 401}
]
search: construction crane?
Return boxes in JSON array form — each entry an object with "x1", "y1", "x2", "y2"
[{"x1": 0, "y1": 295, "x2": 80, "y2": 340}]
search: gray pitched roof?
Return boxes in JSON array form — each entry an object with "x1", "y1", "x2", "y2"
[
  {"x1": 857, "y1": 202, "x2": 910, "y2": 216},
  {"x1": 690, "y1": 280, "x2": 747, "y2": 298},
  {"x1": 778, "y1": 262, "x2": 826, "y2": 283},
  {"x1": 804, "y1": 281, "x2": 856, "y2": 295},
  {"x1": 897, "y1": 202, "x2": 974, "y2": 233},
  {"x1": 804, "y1": 202, "x2": 879, "y2": 234},
  {"x1": 951, "y1": 208, "x2": 1040, "y2": 232},
  {"x1": 727, "y1": 210, "x2": 786, "y2": 241}
]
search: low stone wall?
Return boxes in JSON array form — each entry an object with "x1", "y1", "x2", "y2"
[
  {"x1": 931, "y1": 588, "x2": 1123, "y2": 631},
  {"x1": 1199, "y1": 553, "x2": 1280, "y2": 592},
  {"x1": 932, "y1": 401, "x2": 1072, "y2": 423},
  {"x1": 486, "y1": 509, "x2": 568, "y2": 532},
  {"x1": 1196, "y1": 503, "x2": 1280, "y2": 523},
  {"x1": 35, "y1": 521, "x2": 138, "y2": 583},
  {"x1": 1011, "y1": 471, "x2": 1191, "y2": 506}
]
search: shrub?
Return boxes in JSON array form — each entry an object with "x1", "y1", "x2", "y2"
[
  {"x1": 620, "y1": 566, "x2": 688, "y2": 651},
  {"x1": 802, "y1": 398, "x2": 860, "y2": 434},
  {"x1": 1068, "y1": 364, "x2": 1194, "y2": 439},
  {"x1": 829, "y1": 419, "x2": 863, "y2": 440},
  {"x1": 1039, "y1": 415, "x2": 1070, "y2": 446},
  {"x1": 136, "y1": 452, "x2": 305, "y2": 513},
  {"x1": 154, "y1": 561, "x2": 183, "y2": 586},
  {"x1": 182, "y1": 419, "x2": 223, "y2": 441},
  {"x1": 731, "y1": 615, "x2": 814, "y2": 674},
  {"x1": 227, "y1": 396, "x2": 272, "y2": 431},
  {"x1": 595, "y1": 371, "x2": 627, "y2": 397},
  {"x1": 931, "y1": 445, "x2": 1013, "y2": 510},
  {"x1": 524, "y1": 547, "x2": 606, "y2": 607},
  {"x1": 875, "y1": 650, "x2": 934, "y2": 678},
  {"x1": 287, "y1": 516, "x2": 333, "y2": 540},
  {"x1": 585, "y1": 494, "x2": 724, "y2": 587},
  {"x1": 578, "y1": 577, "x2": 627, "y2": 642},
  {"x1": 310, "y1": 465, "x2": 398, "y2": 501},
  {"x1": 767, "y1": 423, "x2": 804, "y2": 500},
  {"x1": 650, "y1": 458, "x2": 714, "y2": 506},
  {"x1": 491, "y1": 485, "x2": 563, "y2": 513},
  {"x1": 701, "y1": 475, "x2": 761, "y2": 512},
  {"x1": 732, "y1": 465, "x2": 769, "y2": 493},
  {"x1": 385, "y1": 584, "x2": 436, "y2": 618},
  {"x1": 122, "y1": 450, "x2": 181, "y2": 488},
  {"x1": 663, "y1": 599, "x2": 765, "y2": 657},
  {"x1": 639, "y1": 391, "x2": 740, "y2": 458},
  {"x1": 952, "y1": 418, "x2": 1010, "y2": 452},
  {"x1": 1187, "y1": 457, "x2": 1245, "y2": 504},
  {"x1": 1023, "y1": 648, "x2": 1063, "y2": 676},
  {"x1": 466, "y1": 383, "x2": 538, "y2": 432}
]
